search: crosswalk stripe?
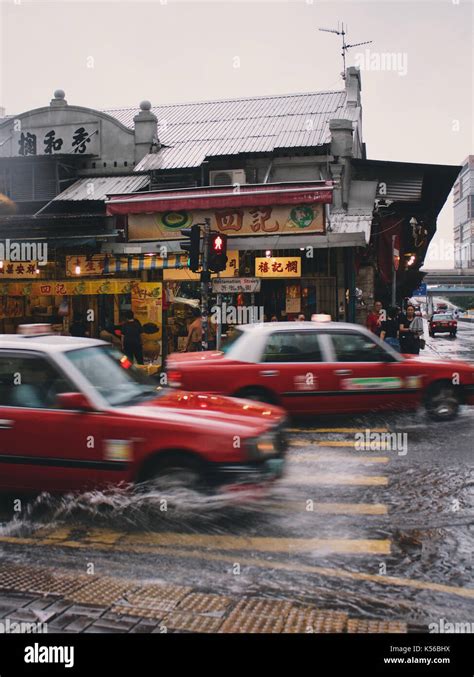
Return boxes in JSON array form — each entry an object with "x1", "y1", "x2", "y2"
[
  {"x1": 284, "y1": 473, "x2": 388, "y2": 486},
  {"x1": 287, "y1": 428, "x2": 390, "y2": 433},
  {"x1": 289, "y1": 453, "x2": 389, "y2": 464},
  {"x1": 271, "y1": 502, "x2": 388, "y2": 515}
]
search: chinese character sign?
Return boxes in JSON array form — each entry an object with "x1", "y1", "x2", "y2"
[
  {"x1": 129, "y1": 204, "x2": 325, "y2": 240},
  {"x1": 9, "y1": 124, "x2": 99, "y2": 157},
  {"x1": 255, "y1": 257, "x2": 301, "y2": 278}
]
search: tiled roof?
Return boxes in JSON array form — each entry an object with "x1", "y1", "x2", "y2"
[{"x1": 103, "y1": 90, "x2": 355, "y2": 170}]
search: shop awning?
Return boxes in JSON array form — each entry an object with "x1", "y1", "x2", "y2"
[
  {"x1": 105, "y1": 181, "x2": 333, "y2": 215},
  {"x1": 52, "y1": 175, "x2": 150, "y2": 202}
]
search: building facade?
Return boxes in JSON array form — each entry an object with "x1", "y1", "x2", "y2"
[{"x1": 453, "y1": 156, "x2": 474, "y2": 269}]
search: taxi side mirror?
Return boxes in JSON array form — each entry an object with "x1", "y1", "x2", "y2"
[{"x1": 56, "y1": 392, "x2": 94, "y2": 412}]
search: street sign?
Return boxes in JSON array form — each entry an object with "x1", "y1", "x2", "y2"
[
  {"x1": 412, "y1": 283, "x2": 427, "y2": 297},
  {"x1": 212, "y1": 277, "x2": 261, "y2": 294}
]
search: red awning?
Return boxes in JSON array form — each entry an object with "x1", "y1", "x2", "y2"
[{"x1": 105, "y1": 182, "x2": 333, "y2": 215}]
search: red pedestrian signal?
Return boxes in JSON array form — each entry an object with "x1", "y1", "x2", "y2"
[{"x1": 208, "y1": 232, "x2": 228, "y2": 272}]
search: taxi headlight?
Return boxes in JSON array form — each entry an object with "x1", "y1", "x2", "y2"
[{"x1": 246, "y1": 433, "x2": 277, "y2": 459}]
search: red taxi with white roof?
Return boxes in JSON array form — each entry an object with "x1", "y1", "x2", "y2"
[
  {"x1": 0, "y1": 325, "x2": 287, "y2": 494},
  {"x1": 167, "y1": 319, "x2": 474, "y2": 421}
]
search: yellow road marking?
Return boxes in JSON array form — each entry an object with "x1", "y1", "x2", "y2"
[
  {"x1": 290, "y1": 440, "x2": 393, "y2": 450},
  {"x1": 274, "y1": 502, "x2": 388, "y2": 515},
  {"x1": 284, "y1": 473, "x2": 388, "y2": 486},
  {"x1": 289, "y1": 453, "x2": 389, "y2": 464},
  {"x1": 0, "y1": 530, "x2": 390, "y2": 555},
  {"x1": 0, "y1": 533, "x2": 472, "y2": 600},
  {"x1": 287, "y1": 428, "x2": 390, "y2": 433}
]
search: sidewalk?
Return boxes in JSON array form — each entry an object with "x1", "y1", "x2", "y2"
[{"x1": 0, "y1": 561, "x2": 411, "y2": 634}]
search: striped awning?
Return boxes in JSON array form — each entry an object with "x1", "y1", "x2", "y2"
[{"x1": 104, "y1": 254, "x2": 188, "y2": 273}]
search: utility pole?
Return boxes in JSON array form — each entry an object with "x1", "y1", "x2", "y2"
[
  {"x1": 392, "y1": 234, "x2": 399, "y2": 306},
  {"x1": 200, "y1": 218, "x2": 211, "y2": 350}
]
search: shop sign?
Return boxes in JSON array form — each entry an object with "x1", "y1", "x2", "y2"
[
  {"x1": 129, "y1": 204, "x2": 325, "y2": 241},
  {"x1": 0, "y1": 262, "x2": 40, "y2": 278},
  {"x1": 212, "y1": 277, "x2": 261, "y2": 294},
  {"x1": 0, "y1": 279, "x2": 138, "y2": 297},
  {"x1": 255, "y1": 257, "x2": 301, "y2": 278},
  {"x1": 3, "y1": 124, "x2": 100, "y2": 157}
]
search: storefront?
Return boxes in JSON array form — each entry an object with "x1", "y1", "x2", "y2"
[{"x1": 105, "y1": 181, "x2": 364, "y2": 352}]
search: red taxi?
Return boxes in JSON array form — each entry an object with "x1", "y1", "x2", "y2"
[
  {"x1": 167, "y1": 321, "x2": 474, "y2": 422},
  {"x1": 0, "y1": 328, "x2": 287, "y2": 494},
  {"x1": 429, "y1": 313, "x2": 457, "y2": 338}
]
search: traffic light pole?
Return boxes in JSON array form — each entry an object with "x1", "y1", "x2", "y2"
[{"x1": 200, "y1": 218, "x2": 211, "y2": 350}]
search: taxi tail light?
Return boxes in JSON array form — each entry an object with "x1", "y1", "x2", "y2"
[{"x1": 168, "y1": 370, "x2": 183, "y2": 388}]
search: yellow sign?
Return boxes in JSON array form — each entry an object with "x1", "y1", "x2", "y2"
[
  {"x1": 0, "y1": 262, "x2": 40, "y2": 278},
  {"x1": 255, "y1": 257, "x2": 301, "y2": 278},
  {"x1": 129, "y1": 204, "x2": 325, "y2": 241},
  {"x1": 1, "y1": 279, "x2": 136, "y2": 297},
  {"x1": 131, "y1": 282, "x2": 162, "y2": 358},
  {"x1": 163, "y1": 251, "x2": 239, "y2": 280}
]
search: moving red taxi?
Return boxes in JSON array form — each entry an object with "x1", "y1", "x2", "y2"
[
  {"x1": 0, "y1": 328, "x2": 287, "y2": 494},
  {"x1": 429, "y1": 313, "x2": 457, "y2": 338},
  {"x1": 167, "y1": 321, "x2": 474, "y2": 421}
]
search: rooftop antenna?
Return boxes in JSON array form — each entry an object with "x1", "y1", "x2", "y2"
[{"x1": 318, "y1": 22, "x2": 373, "y2": 80}]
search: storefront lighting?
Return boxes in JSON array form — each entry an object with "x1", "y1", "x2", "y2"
[
  {"x1": 406, "y1": 254, "x2": 416, "y2": 267},
  {"x1": 265, "y1": 250, "x2": 272, "y2": 258},
  {"x1": 35, "y1": 268, "x2": 40, "y2": 274},
  {"x1": 0, "y1": 261, "x2": 3, "y2": 270},
  {"x1": 74, "y1": 258, "x2": 81, "y2": 275}
]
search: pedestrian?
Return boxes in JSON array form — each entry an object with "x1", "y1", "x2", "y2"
[
  {"x1": 380, "y1": 306, "x2": 401, "y2": 352},
  {"x1": 297, "y1": 314, "x2": 306, "y2": 321},
  {"x1": 399, "y1": 303, "x2": 424, "y2": 355},
  {"x1": 270, "y1": 315, "x2": 278, "y2": 322},
  {"x1": 69, "y1": 313, "x2": 89, "y2": 338},
  {"x1": 184, "y1": 308, "x2": 203, "y2": 352},
  {"x1": 121, "y1": 310, "x2": 144, "y2": 364},
  {"x1": 366, "y1": 301, "x2": 384, "y2": 335}
]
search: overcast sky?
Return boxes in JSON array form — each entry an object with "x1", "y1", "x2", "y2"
[{"x1": 1, "y1": 0, "x2": 473, "y2": 268}]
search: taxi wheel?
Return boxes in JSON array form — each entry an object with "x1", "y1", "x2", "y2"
[
  {"x1": 145, "y1": 455, "x2": 204, "y2": 491},
  {"x1": 234, "y1": 387, "x2": 276, "y2": 405},
  {"x1": 425, "y1": 383, "x2": 460, "y2": 421}
]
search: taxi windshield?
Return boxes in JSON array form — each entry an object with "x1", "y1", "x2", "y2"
[
  {"x1": 220, "y1": 327, "x2": 244, "y2": 354},
  {"x1": 432, "y1": 314, "x2": 452, "y2": 321},
  {"x1": 64, "y1": 345, "x2": 162, "y2": 406}
]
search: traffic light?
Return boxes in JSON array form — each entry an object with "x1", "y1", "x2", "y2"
[
  {"x1": 208, "y1": 232, "x2": 228, "y2": 273},
  {"x1": 180, "y1": 225, "x2": 201, "y2": 272}
]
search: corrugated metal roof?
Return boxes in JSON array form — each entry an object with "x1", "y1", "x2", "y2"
[
  {"x1": 103, "y1": 90, "x2": 354, "y2": 170},
  {"x1": 53, "y1": 175, "x2": 150, "y2": 201},
  {"x1": 329, "y1": 210, "x2": 373, "y2": 244}
]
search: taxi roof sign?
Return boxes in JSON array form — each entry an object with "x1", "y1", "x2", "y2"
[
  {"x1": 311, "y1": 313, "x2": 332, "y2": 322},
  {"x1": 18, "y1": 324, "x2": 53, "y2": 336}
]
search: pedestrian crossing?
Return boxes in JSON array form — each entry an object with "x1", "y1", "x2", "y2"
[{"x1": 0, "y1": 426, "x2": 393, "y2": 561}]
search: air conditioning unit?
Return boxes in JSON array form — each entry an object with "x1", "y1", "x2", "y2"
[{"x1": 209, "y1": 169, "x2": 246, "y2": 187}]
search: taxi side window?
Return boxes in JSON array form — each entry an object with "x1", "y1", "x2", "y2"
[
  {"x1": 330, "y1": 333, "x2": 392, "y2": 362},
  {"x1": 262, "y1": 332, "x2": 323, "y2": 363},
  {"x1": 0, "y1": 354, "x2": 74, "y2": 409}
]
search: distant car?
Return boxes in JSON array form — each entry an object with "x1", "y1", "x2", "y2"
[
  {"x1": 167, "y1": 321, "x2": 474, "y2": 421},
  {"x1": 0, "y1": 328, "x2": 287, "y2": 494},
  {"x1": 429, "y1": 313, "x2": 457, "y2": 338}
]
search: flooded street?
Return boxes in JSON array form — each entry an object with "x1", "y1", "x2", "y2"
[{"x1": 1, "y1": 322, "x2": 473, "y2": 630}]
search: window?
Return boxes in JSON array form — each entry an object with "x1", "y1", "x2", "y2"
[
  {"x1": 0, "y1": 354, "x2": 74, "y2": 409},
  {"x1": 262, "y1": 331, "x2": 323, "y2": 363},
  {"x1": 65, "y1": 345, "x2": 160, "y2": 406},
  {"x1": 330, "y1": 333, "x2": 393, "y2": 363}
]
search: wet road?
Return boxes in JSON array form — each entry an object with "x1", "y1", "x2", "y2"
[{"x1": 0, "y1": 320, "x2": 473, "y2": 628}]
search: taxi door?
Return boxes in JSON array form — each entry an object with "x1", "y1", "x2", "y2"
[
  {"x1": 321, "y1": 331, "x2": 416, "y2": 413},
  {"x1": 256, "y1": 330, "x2": 337, "y2": 414},
  {"x1": 0, "y1": 350, "x2": 105, "y2": 493}
]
